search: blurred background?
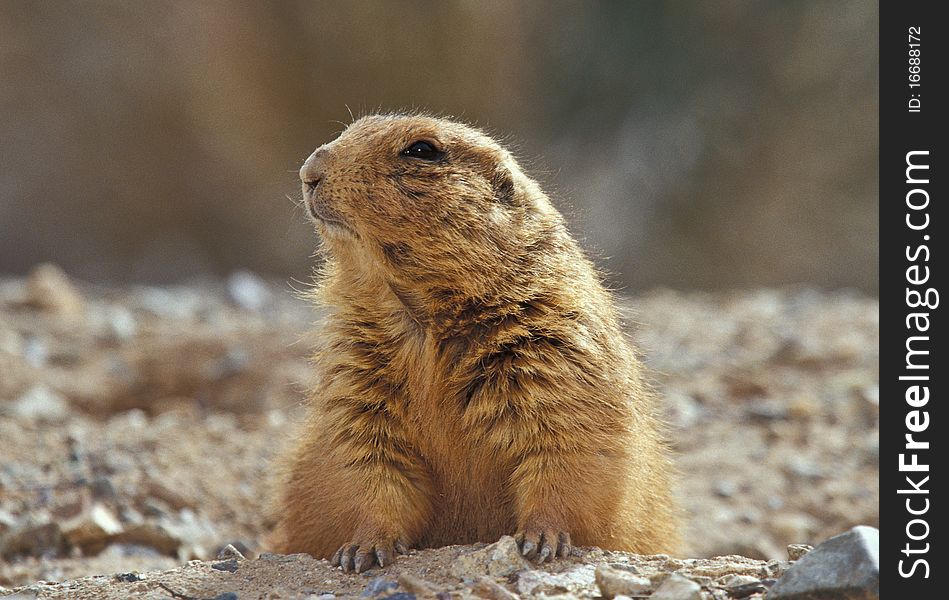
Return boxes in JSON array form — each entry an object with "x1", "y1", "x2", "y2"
[{"x1": 1, "y1": 1, "x2": 878, "y2": 290}]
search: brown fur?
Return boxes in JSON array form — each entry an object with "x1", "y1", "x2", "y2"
[{"x1": 269, "y1": 114, "x2": 679, "y2": 571}]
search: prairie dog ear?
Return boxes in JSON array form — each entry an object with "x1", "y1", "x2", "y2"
[{"x1": 492, "y1": 165, "x2": 516, "y2": 206}]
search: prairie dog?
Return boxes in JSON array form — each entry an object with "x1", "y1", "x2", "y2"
[{"x1": 269, "y1": 114, "x2": 678, "y2": 572}]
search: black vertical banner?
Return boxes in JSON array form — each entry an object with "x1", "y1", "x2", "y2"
[{"x1": 881, "y1": 1, "x2": 945, "y2": 596}]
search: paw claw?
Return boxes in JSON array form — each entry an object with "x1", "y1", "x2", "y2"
[
  {"x1": 515, "y1": 528, "x2": 570, "y2": 563},
  {"x1": 339, "y1": 544, "x2": 360, "y2": 573},
  {"x1": 557, "y1": 532, "x2": 572, "y2": 558},
  {"x1": 333, "y1": 539, "x2": 406, "y2": 573}
]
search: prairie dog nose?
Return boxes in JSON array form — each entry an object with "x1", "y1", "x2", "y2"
[{"x1": 300, "y1": 147, "x2": 328, "y2": 185}]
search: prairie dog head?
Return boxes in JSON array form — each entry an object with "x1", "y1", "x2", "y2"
[{"x1": 299, "y1": 115, "x2": 562, "y2": 287}]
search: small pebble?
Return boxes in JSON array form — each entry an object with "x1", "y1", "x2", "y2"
[
  {"x1": 651, "y1": 573, "x2": 702, "y2": 600},
  {"x1": 360, "y1": 577, "x2": 398, "y2": 597},
  {"x1": 787, "y1": 543, "x2": 813, "y2": 561},
  {"x1": 217, "y1": 543, "x2": 247, "y2": 560},
  {"x1": 595, "y1": 565, "x2": 653, "y2": 599},
  {"x1": 227, "y1": 270, "x2": 272, "y2": 312},
  {"x1": 8, "y1": 385, "x2": 69, "y2": 422},
  {"x1": 212, "y1": 559, "x2": 239, "y2": 572}
]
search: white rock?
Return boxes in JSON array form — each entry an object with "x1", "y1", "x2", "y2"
[
  {"x1": 450, "y1": 536, "x2": 529, "y2": 580},
  {"x1": 9, "y1": 385, "x2": 69, "y2": 422},
  {"x1": 26, "y1": 263, "x2": 84, "y2": 319},
  {"x1": 63, "y1": 504, "x2": 124, "y2": 554},
  {"x1": 594, "y1": 565, "x2": 653, "y2": 599},
  {"x1": 518, "y1": 564, "x2": 597, "y2": 595},
  {"x1": 227, "y1": 270, "x2": 272, "y2": 312},
  {"x1": 0, "y1": 508, "x2": 19, "y2": 533},
  {"x1": 217, "y1": 543, "x2": 246, "y2": 560},
  {"x1": 651, "y1": 574, "x2": 703, "y2": 600},
  {"x1": 108, "y1": 306, "x2": 138, "y2": 340},
  {"x1": 22, "y1": 336, "x2": 49, "y2": 367}
]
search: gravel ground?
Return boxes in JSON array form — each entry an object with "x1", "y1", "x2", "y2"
[{"x1": 0, "y1": 265, "x2": 878, "y2": 597}]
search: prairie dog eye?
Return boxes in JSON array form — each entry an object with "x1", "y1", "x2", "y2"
[{"x1": 401, "y1": 140, "x2": 444, "y2": 161}]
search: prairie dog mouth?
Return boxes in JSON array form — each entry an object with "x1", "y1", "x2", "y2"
[
  {"x1": 308, "y1": 202, "x2": 356, "y2": 237},
  {"x1": 315, "y1": 218, "x2": 356, "y2": 237}
]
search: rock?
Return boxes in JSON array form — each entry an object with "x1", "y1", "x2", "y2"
[
  {"x1": 8, "y1": 385, "x2": 69, "y2": 422},
  {"x1": 605, "y1": 563, "x2": 640, "y2": 574},
  {"x1": 651, "y1": 573, "x2": 703, "y2": 600},
  {"x1": 858, "y1": 384, "x2": 879, "y2": 407},
  {"x1": 0, "y1": 522, "x2": 66, "y2": 559},
  {"x1": 90, "y1": 477, "x2": 117, "y2": 500},
  {"x1": 211, "y1": 559, "x2": 239, "y2": 572},
  {"x1": 25, "y1": 263, "x2": 84, "y2": 319},
  {"x1": 664, "y1": 391, "x2": 704, "y2": 428},
  {"x1": 145, "y1": 480, "x2": 197, "y2": 511},
  {"x1": 159, "y1": 508, "x2": 222, "y2": 560},
  {"x1": 361, "y1": 577, "x2": 398, "y2": 597},
  {"x1": 141, "y1": 498, "x2": 170, "y2": 519},
  {"x1": 713, "y1": 480, "x2": 738, "y2": 498},
  {"x1": 258, "y1": 552, "x2": 301, "y2": 563},
  {"x1": 786, "y1": 457, "x2": 826, "y2": 480},
  {"x1": 517, "y1": 565, "x2": 596, "y2": 596},
  {"x1": 62, "y1": 503, "x2": 124, "y2": 555},
  {"x1": 786, "y1": 544, "x2": 813, "y2": 561},
  {"x1": 3, "y1": 591, "x2": 40, "y2": 600},
  {"x1": 472, "y1": 576, "x2": 519, "y2": 600},
  {"x1": 0, "y1": 508, "x2": 19, "y2": 534},
  {"x1": 138, "y1": 287, "x2": 198, "y2": 319},
  {"x1": 217, "y1": 543, "x2": 247, "y2": 560},
  {"x1": 100, "y1": 542, "x2": 168, "y2": 560},
  {"x1": 107, "y1": 306, "x2": 138, "y2": 340},
  {"x1": 227, "y1": 270, "x2": 272, "y2": 311},
  {"x1": 768, "y1": 525, "x2": 879, "y2": 599},
  {"x1": 728, "y1": 580, "x2": 770, "y2": 598},
  {"x1": 747, "y1": 399, "x2": 789, "y2": 421},
  {"x1": 397, "y1": 573, "x2": 440, "y2": 596},
  {"x1": 719, "y1": 574, "x2": 759, "y2": 588},
  {"x1": 761, "y1": 559, "x2": 792, "y2": 580},
  {"x1": 594, "y1": 565, "x2": 652, "y2": 599},
  {"x1": 21, "y1": 335, "x2": 48, "y2": 367},
  {"x1": 450, "y1": 536, "x2": 529, "y2": 580},
  {"x1": 207, "y1": 347, "x2": 251, "y2": 379},
  {"x1": 114, "y1": 523, "x2": 181, "y2": 556},
  {"x1": 787, "y1": 395, "x2": 820, "y2": 420}
]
